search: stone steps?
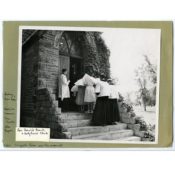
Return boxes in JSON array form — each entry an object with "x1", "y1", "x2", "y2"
[
  {"x1": 60, "y1": 112, "x2": 92, "y2": 121},
  {"x1": 67, "y1": 123, "x2": 127, "y2": 136},
  {"x1": 117, "y1": 136, "x2": 141, "y2": 141},
  {"x1": 72, "y1": 129, "x2": 133, "y2": 140},
  {"x1": 60, "y1": 119, "x2": 91, "y2": 129},
  {"x1": 59, "y1": 112, "x2": 141, "y2": 141}
]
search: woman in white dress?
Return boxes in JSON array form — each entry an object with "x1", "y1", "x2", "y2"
[
  {"x1": 83, "y1": 74, "x2": 96, "y2": 113},
  {"x1": 58, "y1": 69, "x2": 70, "y2": 111}
]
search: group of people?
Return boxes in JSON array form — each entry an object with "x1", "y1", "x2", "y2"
[{"x1": 58, "y1": 68, "x2": 120, "y2": 126}]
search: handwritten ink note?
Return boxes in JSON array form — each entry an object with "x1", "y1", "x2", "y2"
[
  {"x1": 4, "y1": 92, "x2": 16, "y2": 101},
  {"x1": 4, "y1": 92, "x2": 16, "y2": 135},
  {"x1": 16, "y1": 127, "x2": 50, "y2": 142},
  {"x1": 4, "y1": 92, "x2": 16, "y2": 116}
]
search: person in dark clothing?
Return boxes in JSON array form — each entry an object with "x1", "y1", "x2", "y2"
[
  {"x1": 106, "y1": 79, "x2": 120, "y2": 124},
  {"x1": 92, "y1": 79, "x2": 110, "y2": 126}
]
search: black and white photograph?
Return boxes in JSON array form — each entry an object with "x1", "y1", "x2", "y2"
[{"x1": 18, "y1": 26, "x2": 160, "y2": 143}]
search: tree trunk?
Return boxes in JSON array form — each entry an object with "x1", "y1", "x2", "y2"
[{"x1": 142, "y1": 98, "x2": 147, "y2": 111}]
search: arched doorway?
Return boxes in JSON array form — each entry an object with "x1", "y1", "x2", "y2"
[{"x1": 58, "y1": 32, "x2": 84, "y2": 111}]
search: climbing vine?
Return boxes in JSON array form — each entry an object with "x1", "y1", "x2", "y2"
[
  {"x1": 94, "y1": 32, "x2": 111, "y2": 80},
  {"x1": 74, "y1": 31, "x2": 111, "y2": 80}
]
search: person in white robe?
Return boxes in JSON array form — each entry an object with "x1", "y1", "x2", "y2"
[
  {"x1": 82, "y1": 74, "x2": 96, "y2": 113},
  {"x1": 71, "y1": 79, "x2": 85, "y2": 112},
  {"x1": 58, "y1": 69, "x2": 70, "y2": 111}
]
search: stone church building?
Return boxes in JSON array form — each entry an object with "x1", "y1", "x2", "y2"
[
  {"x1": 20, "y1": 29, "x2": 149, "y2": 141},
  {"x1": 20, "y1": 30, "x2": 112, "y2": 137}
]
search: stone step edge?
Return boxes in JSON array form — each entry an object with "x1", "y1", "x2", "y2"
[
  {"x1": 60, "y1": 117, "x2": 92, "y2": 122},
  {"x1": 60, "y1": 114, "x2": 92, "y2": 120},
  {"x1": 67, "y1": 123, "x2": 127, "y2": 134},
  {"x1": 72, "y1": 129, "x2": 133, "y2": 139},
  {"x1": 60, "y1": 119, "x2": 91, "y2": 124},
  {"x1": 116, "y1": 136, "x2": 141, "y2": 141},
  {"x1": 61, "y1": 112, "x2": 92, "y2": 115},
  {"x1": 67, "y1": 123, "x2": 127, "y2": 130},
  {"x1": 60, "y1": 120, "x2": 91, "y2": 131}
]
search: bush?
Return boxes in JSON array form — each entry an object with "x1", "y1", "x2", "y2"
[{"x1": 118, "y1": 92, "x2": 155, "y2": 142}]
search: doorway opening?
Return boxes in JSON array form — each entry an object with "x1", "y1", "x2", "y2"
[
  {"x1": 69, "y1": 56, "x2": 84, "y2": 111},
  {"x1": 69, "y1": 57, "x2": 84, "y2": 88}
]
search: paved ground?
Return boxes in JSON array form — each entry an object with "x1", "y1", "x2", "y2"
[{"x1": 133, "y1": 106, "x2": 156, "y2": 126}]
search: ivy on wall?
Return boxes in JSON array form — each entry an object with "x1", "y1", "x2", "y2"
[
  {"x1": 94, "y1": 32, "x2": 111, "y2": 80},
  {"x1": 72, "y1": 31, "x2": 111, "y2": 80}
]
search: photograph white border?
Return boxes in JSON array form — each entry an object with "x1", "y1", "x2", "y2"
[{"x1": 17, "y1": 25, "x2": 161, "y2": 144}]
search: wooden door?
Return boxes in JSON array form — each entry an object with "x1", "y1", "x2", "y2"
[
  {"x1": 69, "y1": 57, "x2": 83, "y2": 88},
  {"x1": 59, "y1": 55, "x2": 70, "y2": 79}
]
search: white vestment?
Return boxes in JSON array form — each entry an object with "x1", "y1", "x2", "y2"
[
  {"x1": 109, "y1": 85, "x2": 119, "y2": 99},
  {"x1": 82, "y1": 74, "x2": 96, "y2": 103},
  {"x1": 97, "y1": 81, "x2": 110, "y2": 97},
  {"x1": 58, "y1": 74, "x2": 70, "y2": 100}
]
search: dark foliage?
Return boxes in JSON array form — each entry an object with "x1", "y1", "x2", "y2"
[{"x1": 78, "y1": 32, "x2": 111, "y2": 80}]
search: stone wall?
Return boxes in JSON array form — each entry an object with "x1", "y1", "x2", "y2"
[
  {"x1": 20, "y1": 30, "x2": 61, "y2": 127},
  {"x1": 20, "y1": 41, "x2": 39, "y2": 126},
  {"x1": 35, "y1": 31, "x2": 63, "y2": 136},
  {"x1": 38, "y1": 30, "x2": 61, "y2": 95},
  {"x1": 35, "y1": 88, "x2": 66, "y2": 138}
]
